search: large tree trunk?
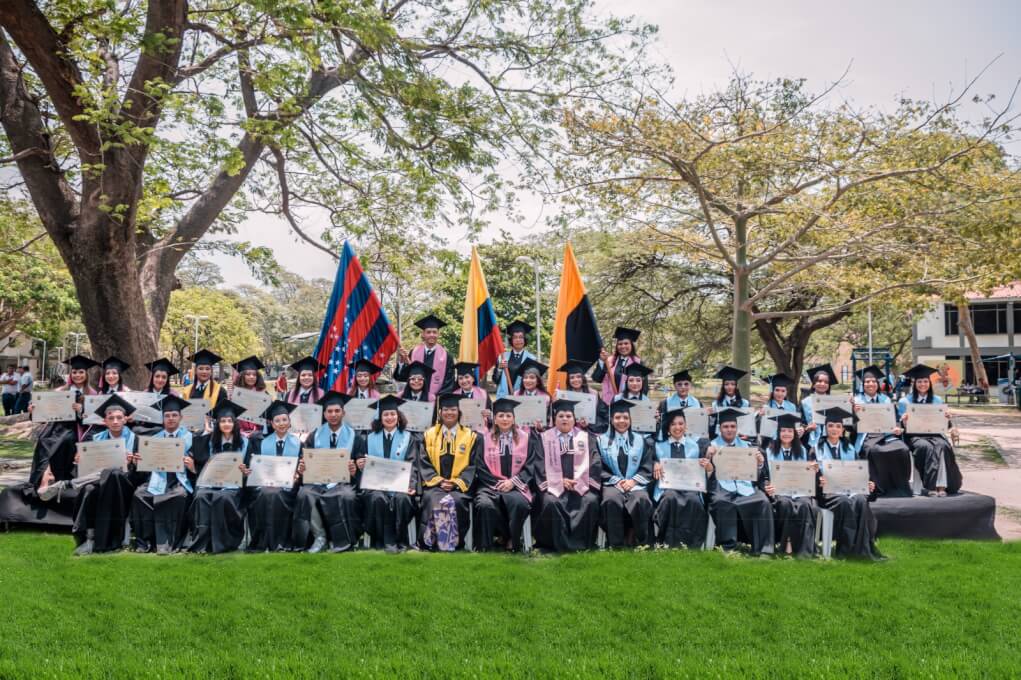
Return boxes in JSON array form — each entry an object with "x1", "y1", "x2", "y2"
[{"x1": 957, "y1": 302, "x2": 990, "y2": 390}]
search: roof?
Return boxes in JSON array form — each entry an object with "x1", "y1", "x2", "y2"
[{"x1": 965, "y1": 282, "x2": 1021, "y2": 301}]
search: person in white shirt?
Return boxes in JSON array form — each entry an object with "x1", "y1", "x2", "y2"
[{"x1": 0, "y1": 364, "x2": 18, "y2": 415}]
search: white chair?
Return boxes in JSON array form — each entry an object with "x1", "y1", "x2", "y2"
[
  {"x1": 704, "y1": 515, "x2": 716, "y2": 551},
  {"x1": 596, "y1": 527, "x2": 607, "y2": 549},
  {"x1": 815, "y1": 507, "x2": 834, "y2": 558},
  {"x1": 522, "y1": 520, "x2": 533, "y2": 552},
  {"x1": 911, "y1": 466, "x2": 923, "y2": 496},
  {"x1": 464, "y1": 508, "x2": 474, "y2": 551}
]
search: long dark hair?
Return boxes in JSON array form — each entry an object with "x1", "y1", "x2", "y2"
[
  {"x1": 715, "y1": 383, "x2": 744, "y2": 406},
  {"x1": 910, "y1": 379, "x2": 932, "y2": 403},
  {"x1": 768, "y1": 430, "x2": 806, "y2": 459},
  {"x1": 238, "y1": 370, "x2": 267, "y2": 392},
  {"x1": 565, "y1": 371, "x2": 591, "y2": 393},
  {"x1": 515, "y1": 372, "x2": 548, "y2": 396},
  {"x1": 371, "y1": 410, "x2": 408, "y2": 433},
  {"x1": 659, "y1": 410, "x2": 686, "y2": 441},
  {"x1": 809, "y1": 370, "x2": 832, "y2": 396},
  {"x1": 147, "y1": 370, "x2": 173, "y2": 395},
  {"x1": 211, "y1": 417, "x2": 244, "y2": 452}
]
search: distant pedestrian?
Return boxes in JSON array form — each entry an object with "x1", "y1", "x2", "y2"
[
  {"x1": 0, "y1": 363, "x2": 17, "y2": 415},
  {"x1": 14, "y1": 365, "x2": 33, "y2": 414}
]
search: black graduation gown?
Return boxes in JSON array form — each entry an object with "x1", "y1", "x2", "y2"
[
  {"x1": 418, "y1": 430, "x2": 480, "y2": 550},
  {"x1": 765, "y1": 450, "x2": 817, "y2": 559},
  {"x1": 534, "y1": 432, "x2": 602, "y2": 552},
  {"x1": 904, "y1": 433, "x2": 962, "y2": 495},
  {"x1": 182, "y1": 435, "x2": 246, "y2": 554},
  {"x1": 394, "y1": 346, "x2": 455, "y2": 394},
  {"x1": 590, "y1": 356, "x2": 628, "y2": 392},
  {"x1": 653, "y1": 438, "x2": 711, "y2": 549},
  {"x1": 130, "y1": 435, "x2": 199, "y2": 552},
  {"x1": 72, "y1": 432, "x2": 143, "y2": 552},
  {"x1": 708, "y1": 445, "x2": 774, "y2": 555},
  {"x1": 858, "y1": 433, "x2": 913, "y2": 498},
  {"x1": 599, "y1": 433, "x2": 655, "y2": 548},
  {"x1": 292, "y1": 432, "x2": 366, "y2": 551},
  {"x1": 817, "y1": 444, "x2": 882, "y2": 560},
  {"x1": 355, "y1": 432, "x2": 422, "y2": 551},
  {"x1": 243, "y1": 434, "x2": 302, "y2": 551},
  {"x1": 472, "y1": 430, "x2": 541, "y2": 552}
]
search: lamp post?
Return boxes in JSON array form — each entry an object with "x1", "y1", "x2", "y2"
[
  {"x1": 67, "y1": 332, "x2": 87, "y2": 355},
  {"x1": 515, "y1": 256, "x2": 542, "y2": 361},
  {"x1": 183, "y1": 315, "x2": 209, "y2": 355},
  {"x1": 30, "y1": 337, "x2": 47, "y2": 380}
]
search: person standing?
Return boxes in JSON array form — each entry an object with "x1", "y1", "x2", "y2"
[
  {"x1": 15, "y1": 365, "x2": 33, "y2": 414},
  {"x1": 492, "y1": 320, "x2": 537, "y2": 397},
  {"x1": 394, "y1": 314, "x2": 455, "y2": 398},
  {"x1": 1, "y1": 364, "x2": 18, "y2": 416}
]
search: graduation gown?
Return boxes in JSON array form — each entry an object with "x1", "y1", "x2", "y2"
[
  {"x1": 73, "y1": 428, "x2": 142, "y2": 552},
  {"x1": 708, "y1": 437, "x2": 774, "y2": 555},
  {"x1": 898, "y1": 395, "x2": 962, "y2": 494},
  {"x1": 357, "y1": 429, "x2": 421, "y2": 551},
  {"x1": 651, "y1": 437, "x2": 710, "y2": 549},
  {"x1": 852, "y1": 394, "x2": 912, "y2": 498},
  {"x1": 492, "y1": 350, "x2": 535, "y2": 397},
  {"x1": 419, "y1": 424, "x2": 480, "y2": 551},
  {"x1": 815, "y1": 440, "x2": 882, "y2": 560},
  {"x1": 765, "y1": 447, "x2": 817, "y2": 558},
  {"x1": 597, "y1": 430, "x2": 655, "y2": 547},
  {"x1": 394, "y1": 344, "x2": 455, "y2": 396},
  {"x1": 472, "y1": 427, "x2": 540, "y2": 552},
  {"x1": 534, "y1": 428, "x2": 602, "y2": 552},
  {"x1": 182, "y1": 434, "x2": 246, "y2": 554},
  {"x1": 180, "y1": 380, "x2": 223, "y2": 407},
  {"x1": 292, "y1": 424, "x2": 365, "y2": 551},
  {"x1": 244, "y1": 432, "x2": 302, "y2": 551},
  {"x1": 130, "y1": 429, "x2": 196, "y2": 552},
  {"x1": 591, "y1": 354, "x2": 641, "y2": 405}
]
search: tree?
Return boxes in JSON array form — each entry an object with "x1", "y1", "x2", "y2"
[
  {"x1": 160, "y1": 287, "x2": 262, "y2": 370},
  {"x1": 557, "y1": 72, "x2": 1020, "y2": 391},
  {"x1": 0, "y1": 0, "x2": 649, "y2": 386},
  {"x1": 236, "y1": 271, "x2": 332, "y2": 366},
  {"x1": 177, "y1": 254, "x2": 225, "y2": 289}
]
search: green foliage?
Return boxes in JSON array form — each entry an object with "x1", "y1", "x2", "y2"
[
  {"x1": 235, "y1": 271, "x2": 332, "y2": 366},
  {"x1": 159, "y1": 287, "x2": 262, "y2": 367}
]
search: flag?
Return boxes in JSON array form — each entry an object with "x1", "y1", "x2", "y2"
[
  {"x1": 548, "y1": 242, "x2": 603, "y2": 391},
  {"x1": 313, "y1": 241, "x2": 400, "y2": 391},
  {"x1": 459, "y1": 246, "x2": 505, "y2": 375}
]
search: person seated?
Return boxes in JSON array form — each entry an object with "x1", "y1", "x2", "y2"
[
  {"x1": 513, "y1": 358, "x2": 551, "y2": 430},
  {"x1": 398, "y1": 361, "x2": 436, "y2": 403},
  {"x1": 852, "y1": 365, "x2": 912, "y2": 498},
  {"x1": 348, "y1": 359, "x2": 383, "y2": 400},
  {"x1": 556, "y1": 359, "x2": 607, "y2": 434},
  {"x1": 244, "y1": 400, "x2": 303, "y2": 552},
  {"x1": 800, "y1": 363, "x2": 838, "y2": 450},
  {"x1": 763, "y1": 413, "x2": 817, "y2": 558},
  {"x1": 180, "y1": 349, "x2": 224, "y2": 406},
  {"x1": 651, "y1": 408, "x2": 712, "y2": 549},
  {"x1": 597, "y1": 400, "x2": 654, "y2": 548},
  {"x1": 897, "y1": 364, "x2": 962, "y2": 496},
  {"x1": 758, "y1": 373, "x2": 799, "y2": 449}
]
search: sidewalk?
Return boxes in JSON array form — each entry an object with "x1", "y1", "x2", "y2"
[{"x1": 951, "y1": 408, "x2": 1021, "y2": 540}]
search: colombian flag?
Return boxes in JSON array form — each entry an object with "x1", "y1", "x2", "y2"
[
  {"x1": 459, "y1": 247, "x2": 505, "y2": 375},
  {"x1": 548, "y1": 242, "x2": 603, "y2": 391}
]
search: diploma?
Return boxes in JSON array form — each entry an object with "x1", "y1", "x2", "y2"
[
  {"x1": 81, "y1": 395, "x2": 107, "y2": 425},
  {"x1": 509, "y1": 395, "x2": 548, "y2": 425},
  {"x1": 232, "y1": 387, "x2": 272, "y2": 426},
  {"x1": 770, "y1": 461, "x2": 816, "y2": 497},
  {"x1": 628, "y1": 400, "x2": 658, "y2": 433},
  {"x1": 289, "y1": 404, "x2": 323, "y2": 435},
  {"x1": 180, "y1": 399, "x2": 210, "y2": 431},
  {"x1": 736, "y1": 407, "x2": 758, "y2": 438},
  {"x1": 684, "y1": 408, "x2": 711, "y2": 438},
  {"x1": 197, "y1": 454, "x2": 243, "y2": 488},
  {"x1": 122, "y1": 391, "x2": 163, "y2": 425},
  {"x1": 812, "y1": 395, "x2": 853, "y2": 425},
  {"x1": 904, "y1": 403, "x2": 948, "y2": 434},
  {"x1": 246, "y1": 454, "x2": 298, "y2": 488},
  {"x1": 302, "y1": 448, "x2": 351, "y2": 485},
  {"x1": 136, "y1": 436, "x2": 186, "y2": 473},
  {"x1": 399, "y1": 400, "x2": 435, "y2": 432},
  {"x1": 823, "y1": 459, "x2": 870, "y2": 496},
  {"x1": 31, "y1": 392, "x2": 76, "y2": 423},
  {"x1": 75, "y1": 439, "x2": 127, "y2": 478},
  {"x1": 458, "y1": 399, "x2": 486, "y2": 431},
  {"x1": 855, "y1": 403, "x2": 897, "y2": 434},
  {"x1": 758, "y1": 407, "x2": 789, "y2": 440},
  {"x1": 659, "y1": 458, "x2": 707, "y2": 492},
  {"x1": 713, "y1": 446, "x2": 758, "y2": 482},
  {"x1": 360, "y1": 456, "x2": 414, "y2": 493},
  {"x1": 555, "y1": 389, "x2": 597, "y2": 423},
  {"x1": 344, "y1": 398, "x2": 378, "y2": 430}
]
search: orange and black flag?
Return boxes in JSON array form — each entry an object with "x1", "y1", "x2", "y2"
[{"x1": 548, "y1": 243, "x2": 603, "y2": 392}]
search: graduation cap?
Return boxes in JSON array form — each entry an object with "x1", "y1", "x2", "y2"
[
  {"x1": 454, "y1": 361, "x2": 478, "y2": 377},
  {"x1": 405, "y1": 361, "x2": 435, "y2": 378},
  {"x1": 903, "y1": 363, "x2": 939, "y2": 381},
  {"x1": 806, "y1": 363, "x2": 838, "y2": 385},
  {"x1": 145, "y1": 357, "x2": 180, "y2": 377},
  {"x1": 622, "y1": 363, "x2": 654, "y2": 378},
  {"x1": 262, "y1": 400, "x2": 298, "y2": 419},
  {"x1": 609, "y1": 399, "x2": 635, "y2": 415},
  {"x1": 190, "y1": 349, "x2": 222, "y2": 366},
  {"x1": 156, "y1": 394, "x2": 191, "y2": 414},
  {"x1": 515, "y1": 357, "x2": 548, "y2": 379},
  {"x1": 436, "y1": 392, "x2": 463, "y2": 410},
  {"x1": 559, "y1": 359, "x2": 593, "y2": 375},
  {"x1": 350, "y1": 359, "x2": 382, "y2": 375},
  {"x1": 210, "y1": 398, "x2": 246, "y2": 420},
  {"x1": 613, "y1": 326, "x2": 641, "y2": 343},
  {"x1": 414, "y1": 314, "x2": 447, "y2": 330},
  {"x1": 856, "y1": 365, "x2": 885, "y2": 382},
  {"x1": 289, "y1": 356, "x2": 323, "y2": 374},
  {"x1": 819, "y1": 406, "x2": 853, "y2": 424},
  {"x1": 550, "y1": 398, "x2": 578, "y2": 415},
  {"x1": 505, "y1": 320, "x2": 533, "y2": 336},
  {"x1": 319, "y1": 390, "x2": 353, "y2": 408},
  {"x1": 714, "y1": 365, "x2": 748, "y2": 382},
  {"x1": 370, "y1": 394, "x2": 405, "y2": 413},
  {"x1": 767, "y1": 373, "x2": 796, "y2": 390},
  {"x1": 770, "y1": 413, "x2": 803, "y2": 430},
  {"x1": 101, "y1": 356, "x2": 131, "y2": 373},
  {"x1": 492, "y1": 397, "x2": 520, "y2": 414},
  {"x1": 672, "y1": 369, "x2": 693, "y2": 384},
  {"x1": 63, "y1": 355, "x2": 99, "y2": 371},
  {"x1": 715, "y1": 407, "x2": 744, "y2": 424},
  {"x1": 232, "y1": 355, "x2": 265, "y2": 372},
  {"x1": 94, "y1": 394, "x2": 136, "y2": 418}
]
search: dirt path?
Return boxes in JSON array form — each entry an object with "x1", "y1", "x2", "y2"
[{"x1": 950, "y1": 407, "x2": 1021, "y2": 540}]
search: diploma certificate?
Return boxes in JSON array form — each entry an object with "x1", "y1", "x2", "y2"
[
  {"x1": 360, "y1": 456, "x2": 414, "y2": 493},
  {"x1": 302, "y1": 448, "x2": 351, "y2": 485}
]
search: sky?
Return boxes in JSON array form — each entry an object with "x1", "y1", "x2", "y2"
[{"x1": 209, "y1": 0, "x2": 1021, "y2": 287}]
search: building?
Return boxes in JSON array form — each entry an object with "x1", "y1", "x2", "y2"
[
  {"x1": 0, "y1": 332, "x2": 56, "y2": 382},
  {"x1": 912, "y1": 283, "x2": 1020, "y2": 388}
]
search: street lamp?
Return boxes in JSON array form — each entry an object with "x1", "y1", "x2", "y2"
[
  {"x1": 183, "y1": 315, "x2": 209, "y2": 355},
  {"x1": 30, "y1": 336, "x2": 47, "y2": 380},
  {"x1": 515, "y1": 256, "x2": 542, "y2": 361},
  {"x1": 67, "y1": 332, "x2": 87, "y2": 355}
]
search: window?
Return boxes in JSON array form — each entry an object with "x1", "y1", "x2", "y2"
[
  {"x1": 944, "y1": 304, "x2": 958, "y2": 336},
  {"x1": 946, "y1": 302, "x2": 1009, "y2": 336}
]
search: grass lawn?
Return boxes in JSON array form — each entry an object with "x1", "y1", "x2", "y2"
[
  {"x1": 0, "y1": 438, "x2": 33, "y2": 459},
  {"x1": 0, "y1": 534, "x2": 1018, "y2": 678}
]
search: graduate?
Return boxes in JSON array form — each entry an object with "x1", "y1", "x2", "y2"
[
  {"x1": 99, "y1": 356, "x2": 132, "y2": 393},
  {"x1": 897, "y1": 364, "x2": 962, "y2": 496},
  {"x1": 473, "y1": 397, "x2": 540, "y2": 552},
  {"x1": 180, "y1": 349, "x2": 224, "y2": 406},
  {"x1": 651, "y1": 408, "x2": 712, "y2": 549},
  {"x1": 763, "y1": 413, "x2": 817, "y2": 558},
  {"x1": 348, "y1": 359, "x2": 383, "y2": 399},
  {"x1": 592, "y1": 326, "x2": 642, "y2": 404},
  {"x1": 294, "y1": 391, "x2": 364, "y2": 553},
  {"x1": 67, "y1": 394, "x2": 141, "y2": 555},
  {"x1": 492, "y1": 320, "x2": 537, "y2": 397},
  {"x1": 612, "y1": 362, "x2": 653, "y2": 403},
  {"x1": 453, "y1": 361, "x2": 493, "y2": 424},
  {"x1": 853, "y1": 365, "x2": 913, "y2": 498},
  {"x1": 398, "y1": 361, "x2": 436, "y2": 402},
  {"x1": 758, "y1": 373, "x2": 799, "y2": 449},
  {"x1": 708, "y1": 407, "x2": 774, "y2": 556},
  {"x1": 557, "y1": 359, "x2": 607, "y2": 433},
  {"x1": 182, "y1": 399, "x2": 248, "y2": 554},
  {"x1": 231, "y1": 355, "x2": 271, "y2": 438},
  {"x1": 394, "y1": 314, "x2": 455, "y2": 397},
  {"x1": 597, "y1": 400, "x2": 655, "y2": 548},
  {"x1": 129, "y1": 394, "x2": 196, "y2": 553},
  {"x1": 534, "y1": 399, "x2": 602, "y2": 552},
  {"x1": 244, "y1": 400, "x2": 303, "y2": 551},
  {"x1": 285, "y1": 356, "x2": 325, "y2": 404},
  {"x1": 418, "y1": 392, "x2": 480, "y2": 551},
  {"x1": 357, "y1": 395, "x2": 421, "y2": 552},
  {"x1": 800, "y1": 363, "x2": 838, "y2": 449},
  {"x1": 711, "y1": 366, "x2": 750, "y2": 440},
  {"x1": 814, "y1": 407, "x2": 882, "y2": 560},
  {"x1": 145, "y1": 357, "x2": 180, "y2": 396},
  {"x1": 657, "y1": 369, "x2": 702, "y2": 419},
  {"x1": 513, "y1": 357, "x2": 551, "y2": 429}
]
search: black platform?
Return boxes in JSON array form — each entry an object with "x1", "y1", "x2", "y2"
[
  {"x1": 872, "y1": 492, "x2": 1000, "y2": 540},
  {"x1": 0, "y1": 484, "x2": 74, "y2": 529}
]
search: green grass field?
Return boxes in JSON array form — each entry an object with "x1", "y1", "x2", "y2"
[
  {"x1": 0, "y1": 534, "x2": 1018, "y2": 678},
  {"x1": 0, "y1": 438, "x2": 33, "y2": 459}
]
